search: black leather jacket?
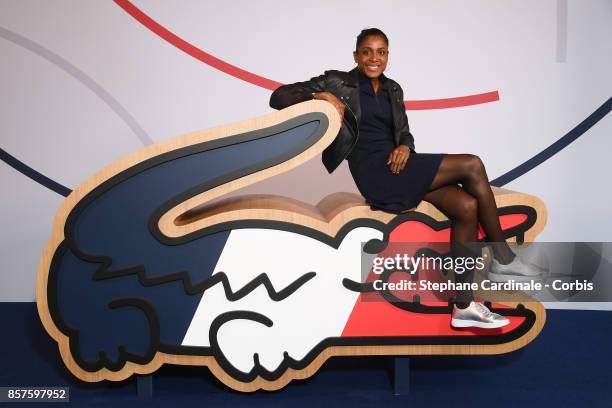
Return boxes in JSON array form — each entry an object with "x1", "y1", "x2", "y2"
[{"x1": 269, "y1": 67, "x2": 416, "y2": 173}]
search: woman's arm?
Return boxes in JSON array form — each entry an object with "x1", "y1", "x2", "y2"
[
  {"x1": 269, "y1": 71, "x2": 345, "y2": 117},
  {"x1": 269, "y1": 73, "x2": 328, "y2": 110}
]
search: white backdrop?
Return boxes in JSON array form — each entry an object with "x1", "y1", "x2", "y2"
[{"x1": 1, "y1": 0, "x2": 610, "y2": 302}]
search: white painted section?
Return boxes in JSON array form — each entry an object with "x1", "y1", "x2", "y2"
[{"x1": 182, "y1": 227, "x2": 382, "y2": 373}]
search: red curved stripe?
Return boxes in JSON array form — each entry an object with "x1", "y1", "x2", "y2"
[
  {"x1": 114, "y1": 0, "x2": 282, "y2": 90},
  {"x1": 405, "y1": 91, "x2": 500, "y2": 110},
  {"x1": 114, "y1": 0, "x2": 499, "y2": 110}
]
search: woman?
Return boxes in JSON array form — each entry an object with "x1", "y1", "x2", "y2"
[{"x1": 270, "y1": 28, "x2": 542, "y2": 329}]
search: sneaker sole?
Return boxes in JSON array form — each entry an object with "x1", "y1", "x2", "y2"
[
  {"x1": 451, "y1": 318, "x2": 510, "y2": 329},
  {"x1": 488, "y1": 272, "x2": 544, "y2": 283}
]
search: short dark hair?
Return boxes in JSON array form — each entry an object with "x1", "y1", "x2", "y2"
[{"x1": 356, "y1": 28, "x2": 389, "y2": 50}]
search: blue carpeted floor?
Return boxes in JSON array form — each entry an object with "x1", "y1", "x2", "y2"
[{"x1": 1, "y1": 303, "x2": 610, "y2": 407}]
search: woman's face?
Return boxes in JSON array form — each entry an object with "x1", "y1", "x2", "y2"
[{"x1": 353, "y1": 35, "x2": 389, "y2": 79}]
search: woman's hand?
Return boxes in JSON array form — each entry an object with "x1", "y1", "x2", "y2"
[
  {"x1": 313, "y1": 92, "x2": 345, "y2": 119},
  {"x1": 387, "y1": 145, "x2": 410, "y2": 174}
]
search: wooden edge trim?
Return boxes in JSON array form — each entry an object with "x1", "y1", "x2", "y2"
[{"x1": 160, "y1": 187, "x2": 548, "y2": 242}]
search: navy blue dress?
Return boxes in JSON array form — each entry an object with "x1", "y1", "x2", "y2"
[{"x1": 347, "y1": 71, "x2": 444, "y2": 212}]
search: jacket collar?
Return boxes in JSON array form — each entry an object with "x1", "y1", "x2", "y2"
[
  {"x1": 357, "y1": 69, "x2": 390, "y2": 94},
  {"x1": 346, "y1": 67, "x2": 396, "y2": 92},
  {"x1": 345, "y1": 67, "x2": 359, "y2": 87}
]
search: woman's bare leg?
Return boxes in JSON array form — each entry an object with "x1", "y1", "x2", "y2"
[{"x1": 428, "y1": 154, "x2": 515, "y2": 264}]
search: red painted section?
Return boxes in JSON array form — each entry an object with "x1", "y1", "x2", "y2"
[
  {"x1": 341, "y1": 212, "x2": 530, "y2": 337},
  {"x1": 388, "y1": 213, "x2": 527, "y2": 243},
  {"x1": 389, "y1": 219, "x2": 450, "y2": 242},
  {"x1": 114, "y1": 0, "x2": 501, "y2": 109},
  {"x1": 499, "y1": 213, "x2": 527, "y2": 232}
]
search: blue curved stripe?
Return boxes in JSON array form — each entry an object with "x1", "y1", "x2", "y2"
[
  {"x1": 1, "y1": 97, "x2": 609, "y2": 198},
  {"x1": 0, "y1": 148, "x2": 71, "y2": 197},
  {"x1": 491, "y1": 97, "x2": 612, "y2": 187}
]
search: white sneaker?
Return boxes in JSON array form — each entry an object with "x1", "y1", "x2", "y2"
[
  {"x1": 451, "y1": 301, "x2": 510, "y2": 329},
  {"x1": 488, "y1": 255, "x2": 545, "y2": 283}
]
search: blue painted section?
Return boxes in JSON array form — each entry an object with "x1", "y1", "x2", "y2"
[
  {"x1": 53, "y1": 244, "x2": 220, "y2": 363},
  {"x1": 71, "y1": 121, "x2": 320, "y2": 281},
  {"x1": 49, "y1": 120, "x2": 322, "y2": 366}
]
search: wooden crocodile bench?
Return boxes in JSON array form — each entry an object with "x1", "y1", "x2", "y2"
[{"x1": 37, "y1": 100, "x2": 546, "y2": 392}]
